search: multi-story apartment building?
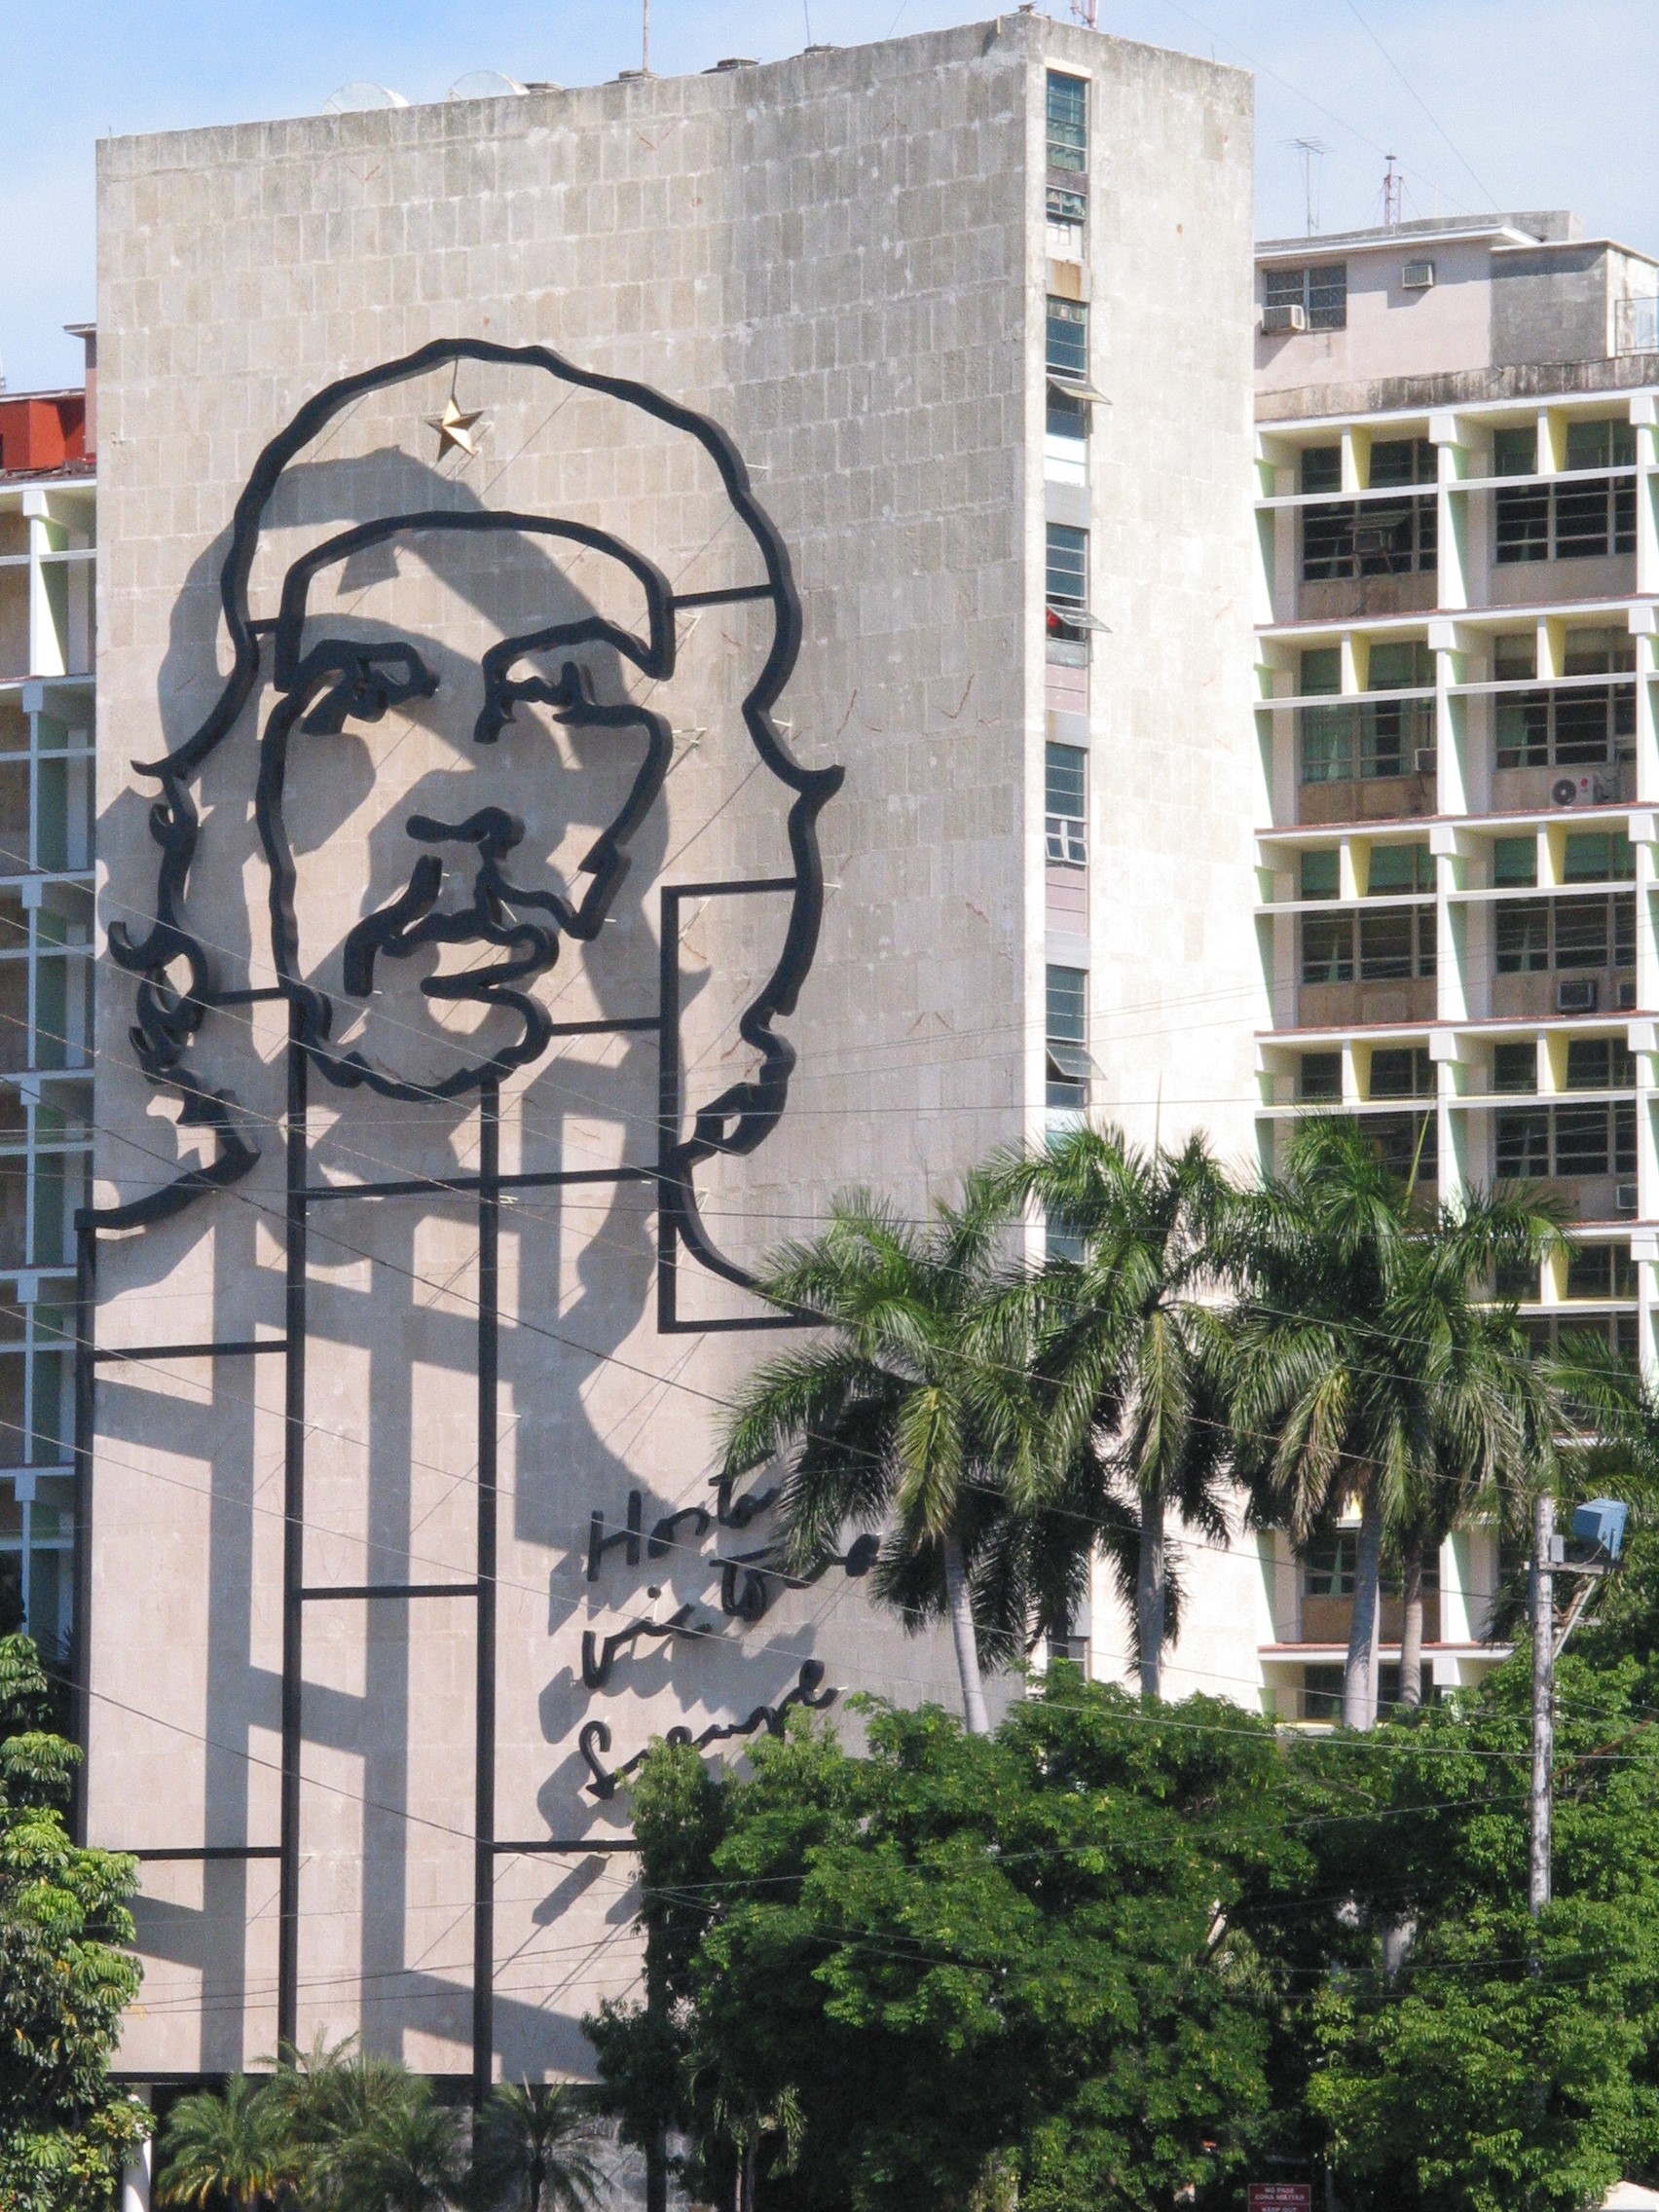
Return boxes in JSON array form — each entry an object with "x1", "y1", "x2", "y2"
[
  {"x1": 89, "y1": 18, "x2": 1256, "y2": 2092},
  {"x1": 0, "y1": 339, "x2": 95, "y2": 1665},
  {"x1": 1251, "y1": 212, "x2": 1659, "y2": 1716}
]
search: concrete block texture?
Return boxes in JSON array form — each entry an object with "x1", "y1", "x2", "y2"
[{"x1": 91, "y1": 17, "x2": 1257, "y2": 2080}]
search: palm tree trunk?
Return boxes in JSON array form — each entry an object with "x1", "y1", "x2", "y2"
[
  {"x1": 1399, "y1": 1527, "x2": 1424, "y2": 1711},
  {"x1": 1137, "y1": 1473, "x2": 1166, "y2": 1702},
  {"x1": 1343, "y1": 1479, "x2": 1383, "y2": 1731},
  {"x1": 942, "y1": 1530, "x2": 991, "y2": 1736}
]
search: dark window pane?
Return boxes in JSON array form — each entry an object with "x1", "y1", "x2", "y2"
[
  {"x1": 1553, "y1": 688, "x2": 1614, "y2": 765},
  {"x1": 1615, "y1": 894, "x2": 1637, "y2": 969},
  {"x1": 1493, "y1": 425, "x2": 1537, "y2": 476},
  {"x1": 1046, "y1": 297, "x2": 1088, "y2": 379},
  {"x1": 1367, "y1": 843, "x2": 1429, "y2": 895},
  {"x1": 1300, "y1": 705, "x2": 1354, "y2": 784},
  {"x1": 1495, "y1": 694, "x2": 1549, "y2": 768},
  {"x1": 1495, "y1": 902, "x2": 1549, "y2": 974},
  {"x1": 1359, "y1": 908, "x2": 1415, "y2": 980},
  {"x1": 1047, "y1": 71, "x2": 1088, "y2": 171},
  {"x1": 1615, "y1": 1099, "x2": 1637, "y2": 1174},
  {"x1": 1554, "y1": 480, "x2": 1615, "y2": 560},
  {"x1": 1047, "y1": 964, "x2": 1087, "y2": 1044},
  {"x1": 1565, "y1": 1039, "x2": 1612, "y2": 1090},
  {"x1": 1045, "y1": 742, "x2": 1087, "y2": 819},
  {"x1": 1300, "y1": 849, "x2": 1340, "y2": 900},
  {"x1": 1553, "y1": 897, "x2": 1608, "y2": 971},
  {"x1": 1301, "y1": 914, "x2": 1354, "y2": 984},
  {"x1": 1554, "y1": 1106, "x2": 1610, "y2": 1178},
  {"x1": 1493, "y1": 1042, "x2": 1536, "y2": 1092},
  {"x1": 1373, "y1": 1112, "x2": 1437, "y2": 1182},
  {"x1": 1303, "y1": 502, "x2": 1355, "y2": 582},
  {"x1": 1495, "y1": 484, "x2": 1550, "y2": 563},
  {"x1": 1566, "y1": 1244, "x2": 1615, "y2": 1299},
  {"x1": 1047, "y1": 523, "x2": 1088, "y2": 608},
  {"x1": 1307, "y1": 264, "x2": 1347, "y2": 330},
  {"x1": 1299, "y1": 1051, "x2": 1342, "y2": 1101},
  {"x1": 1304, "y1": 1533, "x2": 1357, "y2": 1597},
  {"x1": 1301, "y1": 645, "x2": 1341, "y2": 694},
  {"x1": 1300, "y1": 446, "x2": 1342, "y2": 495},
  {"x1": 1493, "y1": 835, "x2": 1537, "y2": 886},
  {"x1": 1496, "y1": 1110, "x2": 1550, "y2": 1177}
]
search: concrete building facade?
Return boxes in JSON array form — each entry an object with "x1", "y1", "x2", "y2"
[
  {"x1": 86, "y1": 18, "x2": 1260, "y2": 2091},
  {"x1": 1252, "y1": 210, "x2": 1659, "y2": 1717}
]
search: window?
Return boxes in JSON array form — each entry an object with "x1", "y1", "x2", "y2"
[
  {"x1": 1300, "y1": 849, "x2": 1339, "y2": 900},
  {"x1": 1497, "y1": 1103, "x2": 1636, "y2": 1180},
  {"x1": 1359, "y1": 904, "x2": 1434, "y2": 980},
  {"x1": 1045, "y1": 744, "x2": 1087, "y2": 866},
  {"x1": 1494, "y1": 684, "x2": 1634, "y2": 770},
  {"x1": 1375, "y1": 1110, "x2": 1439, "y2": 1184},
  {"x1": 1046, "y1": 297, "x2": 1088, "y2": 382},
  {"x1": 1496, "y1": 446, "x2": 1636, "y2": 563},
  {"x1": 1047, "y1": 72, "x2": 1088, "y2": 173},
  {"x1": 1046, "y1": 523, "x2": 1088, "y2": 612},
  {"x1": 1566, "y1": 419, "x2": 1638, "y2": 470},
  {"x1": 1566, "y1": 1242, "x2": 1636, "y2": 1300},
  {"x1": 1046, "y1": 964, "x2": 1089, "y2": 1109},
  {"x1": 1266, "y1": 263, "x2": 1347, "y2": 331},
  {"x1": 1300, "y1": 913, "x2": 1353, "y2": 985},
  {"x1": 1495, "y1": 895, "x2": 1634, "y2": 975},
  {"x1": 1493, "y1": 425, "x2": 1537, "y2": 476},
  {"x1": 1493, "y1": 632, "x2": 1537, "y2": 681},
  {"x1": 1299, "y1": 1051, "x2": 1342, "y2": 1101},
  {"x1": 1047, "y1": 384, "x2": 1088, "y2": 446},
  {"x1": 1369, "y1": 438, "x2": 1436, "y2": 488},
  {"x1": 1493, "y1": 1042, "x2": 1537, "y2": 1093},
  {"x1": 1562, "y1": 831, "x2": 1636, "y2": 883},
  {"x1": 1566, "y1": 1037, "x2": 1636, "y2": 1090},
  {"x1": 1565, "y1": 628, "x2": 1638, "y2": 676},
  {"x1": 1303, "y1": 1532, "x2": 1357, "y2": 1597},
  {"x1": 1368, "y1": 640, "x2": 1434, "y2": 690},
  {"x1": 1365, "y1": 843, "x2": 1431, "y2": 894},
  {"x1": 1303, "y1": 495, "x2": 1436, "y2": 582},
  {"x1": 1370, "y1": 1047, "x2": 1434, "y2": 1099},
  {"x1": 1300, "y1": 645, "x2": 1341, "y2": 694},
  {"x1": 1301, "y1": 447, "x2": 1342, "y2": 496},
  {"x1": 1298, "y1": 698, "x2": 1434, "y2": 784},
  {"x1": 1492, "y1": 837, "x2": 1537, "y2": 888}
]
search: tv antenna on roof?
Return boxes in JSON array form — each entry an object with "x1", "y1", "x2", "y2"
[
  {"x1": 1069, "y1": 0, "x2": 1099, "y2": 23},
  {"x1": 1289, "y1": 137, "x2": 1329, "y2": 236},
  {"x1": 1382, "y1": 152, "x2": 1402, "y2": 227}
]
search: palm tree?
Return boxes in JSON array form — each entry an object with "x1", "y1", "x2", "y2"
[
  {"x1": 470, "y1": 2083, "x2": 607, "y2": 2212},
  {"x1": 261, "y1": 2031, "x2": 417, "y2": 2207},
  {"x1": 331, "y1": 2078, "x2": 470, "y2": 2212},
  {"x1": 156, "y1": 2075, "x2": 290, "y2": 2212},
  {"x1": 992, "y1": 1125, "x2": 1235, "y2": 1700},
  {"x1": 719, "y1": 1178, "x2": 1050, "y2": 1734},
  {"x1": 1224, "y1": 1117, "x2": 1559, "y2": 1729}
]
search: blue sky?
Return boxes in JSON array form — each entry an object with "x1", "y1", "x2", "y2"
[{"x1": 5, "y1": 0, "x2": 1657, "y2": 392}]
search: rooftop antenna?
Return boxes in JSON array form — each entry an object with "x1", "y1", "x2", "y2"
[
  {"x1": 642, "y1": 0, "x2": 648, "y2": 72},
  {"x1": 1290, "y1": 137, "x2": 1328, "y2": 237},
  {"x1": 1069, "y1": 0, "x2": 1099, "y2": 24},
  {"x1": 1382, "y1": 152, "x2": 1402, "y2": 227}
]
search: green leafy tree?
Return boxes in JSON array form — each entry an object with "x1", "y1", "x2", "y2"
[
  {"x1": 469, "y1": 2083, "x2": 606, "y2": 2212},
  {"x1": 155, "y1": 2077, "x2": 290, "y2": 2212},
  {"x1": 257, "y1": 2030, "x2": 419, "y2": 2207},
  {"x1": 589, "y1": 1676, "x2": 1308, "y2": 2212},
  {"x1": 1288, "y1": 1652, "x2": 1659, "y2": 2211},
  {"x1": 0, "y1": 1633, "x2": 147, "y2": 2212},
  {"x1": 1224, "y1": 1118, "x2": 1558, "y2": 1727},
  {"x1": 993, "y1": 1125, "x2": 1235, "y2": 1699},
  {"x1": 719, "y1": 1181, "x2": 1053, "y2": 1734}
]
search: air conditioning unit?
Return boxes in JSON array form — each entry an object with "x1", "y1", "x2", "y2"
[
  {"x1": 1557, "y1": 977, "x2": 1600, "y2": 1014},
  {"x1": 1617, "y1": 1182, "x2": 1640, "y2": 1217},
  {"x1": 1550, "y1": 773, "x2": 1612, "y2": 807},
  {"x1": 1263, "y1": 304, "x2": 1309, "y2": 335},
  {"x1": 1415, "y1": 748, "x2": 1438, "y2": 775},
  {"x1": 1619, "y1": 979, "x2": 1638, "y2": 1011},
  {"x1": 1402, "y1": 259, "x2": 1436, "y2": 290}
]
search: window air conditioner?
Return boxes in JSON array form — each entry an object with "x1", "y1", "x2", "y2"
[
  {"x1": 1617, "y1": 1183, "x2": 1640, "y2": 1217},
  {"x1": 1262, "y1": 304, "x2": 1309, "y2": 335},
  {"x1": 1550, "y1": 773, "x2": 1612, "y2": 807},
  {"x1": 1402, "y1": 260, "x2": 1436, "y2": 290},
  {"x1": 1619, "y1": 979, "x2": 1638, "y2": 1011},
  {"x1": 1556, "y1": 977, "x2": 1601, "y2": 1014},
  {"x1": 1415, "y1": 748, "x2": 1438, "y2": 775}
]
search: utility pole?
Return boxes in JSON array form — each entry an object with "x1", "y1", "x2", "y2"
[{"x1": 1530, "y1": 1492, "x2": 1554, "y2": 1917}]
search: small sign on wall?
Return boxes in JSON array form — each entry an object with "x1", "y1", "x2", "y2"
[{"x1": 1248, "y1": 2187, "x2": 1313, "y2": 2212}]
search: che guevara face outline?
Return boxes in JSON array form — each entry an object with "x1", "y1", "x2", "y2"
[
  {"x1": 107, "y1": 338, "x2": 844, "y2": 1272},
  {"x1": 259, "y1": 507, "x2": 676, "y2": 1103}
]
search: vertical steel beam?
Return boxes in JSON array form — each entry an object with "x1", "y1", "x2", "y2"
[
  {"x1": 277, "y1": 1025, "x2": 310, "y2": 2049},
  {"x1": 472, "y1": 1077, "x2": 499, "y2": 2107}
]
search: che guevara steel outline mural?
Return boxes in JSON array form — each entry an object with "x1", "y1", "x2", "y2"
[
  {"x1": 104, "y1": 335, "x2": 844, "y2": 1288},
  {"x1": 82, "y1": 339, "x2": 846, "y2": 2095}
]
